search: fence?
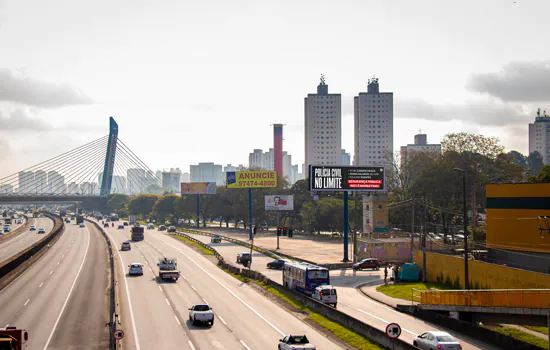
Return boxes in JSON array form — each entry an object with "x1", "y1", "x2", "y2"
[{"x1": 419, "y1": 289, "x2": 550, "y2": 309}]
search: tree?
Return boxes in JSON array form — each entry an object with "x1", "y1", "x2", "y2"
[
  {"x1": 153, "y1": 194, "x2": 179, "y2": 223},
  {"x1": 145, "y1": 184, "x2": 165, "y2": 196},
  {"x1": 527, "y1": 151, "x2": 544, "y2": 177},
  {"x1": 105, "y1": 194, "x2": 130, "y2": 214},
  {"x1": 508, "y1": 150, "x2": 527, "y2": 169},
  {"x1": 529, "y1": 164, "x2": 550, "y2": 183},
  {"x1": 128, "y1": 194, "x2": 159, "y2": 218}
]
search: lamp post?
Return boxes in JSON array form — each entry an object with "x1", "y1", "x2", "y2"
[{"x1": 453, "y1": 168, "x2": 469, "y2": 290}]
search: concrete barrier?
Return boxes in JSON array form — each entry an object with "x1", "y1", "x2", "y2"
[
  {"x1": 0, "y1": 212, "x2": 64, "y2": 289},
  {"x1": 0, "y1": 214, "x2": 30, "y2": 243}
]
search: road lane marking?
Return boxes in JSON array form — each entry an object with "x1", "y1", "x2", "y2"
[
  {"x1": 240, "y1": 340, "x2": 251, "y2": 350},
  {"x1": 49, "y1": 270, "x2": 53, "y2": 275},
  {"x1": 43, "y1": 226, "x2": 91, "y2": 350},
  {"x1": 165, "y1": 241, "x2": 285, "y2": 336},
  {"x1": 182, "y1": 275, "x2": 187, "y2": 280},
  {"x1": 61, "y1": 255, "x2": 64, "y2": 258},
  {"x1": 165, "y1": 298, "x2": 170, "y2": 306},
  {"x1": 202, "y1": 298, "x2": 208, "y2": 304},
  {"x1": 4, "y1": 324, "x2": 8, "y2": 328},
  {"x1": 218, "y1": 315, "x2": 227, "y2": 325},
  {"x1": 188, "y1": 340, "x2": 196, "y2": 350},
  {"x1": 56, "y1": 262, "x2": 60, "y2": 266},
  {"x1": 351, "y1": 306, "x2": 416, "y2": 335},
  {"x1": 158, "y1": 286, "x2": 162, "y2": 291},
  {"x1": 190, "y1": 285, "x2": 196, "y2": 291},
  {"x1": 24, "y1": 299, "x2": 30, "y2": 306},
  {"x1": 175, "y1": 316, "x2": 181, "y2": 325},
  {"x1": 39, "y1": 282, "x2": 44, "y2": 288}
]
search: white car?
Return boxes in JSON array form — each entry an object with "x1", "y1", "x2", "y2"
[
  {"x1": 414, "y1": 331, "x2": 462, "y2": 350},
  {"x1": 188, "y1": 304, "x2": 214, "y2": 326},
  {"x1": 128, "y1": 263, "x2": 143, "y2": 276},
  {"x1": 29, "y1": 225, "x2": 36, "y2": 231},
  {"x1": 278, "y1": 335, "x2": 316, "y2": 350},
  {"x1": 0, "y1": 229, "x2": 3, "y2": 235},
  {"x1": 38, "y1": 228, "x2": 46, "y2": 234},
  {"x1": 311, "y1": 285, "x2": 337, "y2": 307},
  {"x1": 79, "y1": 222, "x2": 85, "y2": 228},
  {"x1": 16, "y1": 219, "x2": 23, "y2": 224}
]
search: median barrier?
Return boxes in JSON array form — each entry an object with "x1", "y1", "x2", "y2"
[
  {"x1": 174, "y1": 228, "x2": 417, "y2": 350},
  {"x1": 0, "y1": 212, "x2": 64, "y2": 290},
  {"x1": 85, "y1": 219, "x2": 117, "y2": 350}
]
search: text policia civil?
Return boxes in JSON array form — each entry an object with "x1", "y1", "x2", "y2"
[{"x1": 308, "y1": 165, "x2": 385, "y2": 192}]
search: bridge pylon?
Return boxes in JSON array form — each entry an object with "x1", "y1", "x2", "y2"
[{"x1": 100, "y1": 117, "x2": 118, "y2": 196}]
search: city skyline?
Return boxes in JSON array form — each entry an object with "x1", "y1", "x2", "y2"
[{"x1": 1, "y1": 1, "x2": 550, "y2": 178}]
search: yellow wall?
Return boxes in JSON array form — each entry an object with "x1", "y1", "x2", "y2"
[
  {"x1": 415, "y1": 250, "x2": 550, "y2": 289},
  {"x1": 486, "y1": 183, "x2": 550, "y2": 253}
]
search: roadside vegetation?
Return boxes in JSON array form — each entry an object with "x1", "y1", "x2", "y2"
[
  {"x1": 524, "y1": 326, "x2": 549, "y2": 335},
  {"x1": 376, "y1": 282, "x2": 451, "y2": 302},
  {"x1": 254, "y1": 281, "x2": 384, "y2": 350},
  {"x1": 492, "y1": 326, "x2": 548, "y2": 349},
  {"x1": 173, "y1": 235, "x2": 214, "y2": 255}
]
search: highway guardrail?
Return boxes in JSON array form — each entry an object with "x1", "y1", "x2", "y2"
[
  {"x1": 419, "y1": 288, "x2": 550, "y2": 309},
  {"x1": 0, "y1": 212, "x2": 64, "y2": 290}
]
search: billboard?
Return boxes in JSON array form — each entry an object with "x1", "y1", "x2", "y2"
[
  {"x1": 181, "y1": 182, "x2": 217, "y2": 195},
  {"x1": 265, "y1": 195, "x2": 294, "y2": 211},
  {"x1": 226, "y1": 171, "x2": 277, "y2": 189},
  {"x1": 309, "y1": 165, "x2": 385, "y2": 192}
]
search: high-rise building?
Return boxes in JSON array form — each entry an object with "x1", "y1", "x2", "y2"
[
  {"x1": 182, "y1": 172, "x2": 190, "y2": 182},
  {"x1": 47, "y1": 170, "x2": 65, "y2": 194},
  {"x1": 67, "y1": 182, "x2": 79, "y2": 194},
  {"x1": 341, "y1": 149, "x2": 351, "y2": 166},
  {"x1": 304, "y1": 75, "x2": 342, "y2": 172},
  {"x1": 162, "y1": 169, "x2": 181, "y2": 193},
  {"x1": 354, "y1": 77, "x2": 394, "y2": 166},
  {"x1": 80, "y1": 182, "x2": 96, "y2": 195},
  {"x1": 190, "y1": 163, "x2": 223, "y2": 185},
  {"x1": 18, "y1": 172, "x2": 34, "y2": 193},
  {"x1": 127, "y1": 168, "x2": 146, "y2": 194},
  {"x1": 249, "y1": 149, "x2": 265, "y2": 169},
  {"x1": 34, "y1": 170, "x2": 47, "y2": 193},
  {"x1": 400, "y1": 133, "x2": 442, "y2": 168},
  {"x1": 290, "y1": 164, "x2": 299, "y2": 184},
  {"x1": 111, "y1": 175, "x2": 127, "y2": 194},
  {"x1": 282, "y1": 151, "x2": 292, "y2": 182},
  {"x1": 529, "y1": 108, "x2": 550, "y2": 164},
  {"x1": 264, "y1": 148, "x2": 274, "y2": 170},
  {"x1": 0, "y1": 184, "x2": 14, "y2": 194},
  {"x1": 274, "y1": 124, "x2": 283, "y2": 177}
]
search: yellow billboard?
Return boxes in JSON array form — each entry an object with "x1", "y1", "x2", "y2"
[{"x1": 226, "y1": 171, "x2": 277, "y2": 188}]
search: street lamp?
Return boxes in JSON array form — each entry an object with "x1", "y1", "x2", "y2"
[{"x1": 453, "y1": 168, "x2": 469, "y2": 290}]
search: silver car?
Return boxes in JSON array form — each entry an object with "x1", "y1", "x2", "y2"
[{"x1": 414, "y1": 331, "x2": 462, "y2": 350}]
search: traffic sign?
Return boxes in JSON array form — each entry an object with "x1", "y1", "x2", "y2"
[
  {"x1": 113, "y1": 329, "x2": 124, "y2": 340},
  {"x1": 385, "y1": 323, "x2": 401, "y2": 339}
]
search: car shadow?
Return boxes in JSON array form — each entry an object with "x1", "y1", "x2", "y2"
[
  {"x1": 185, "y1": 319, "x2": 213, "y2": 330},
  {"x1": 153, "y1": 276, "x2": 178, "y2": 284}
]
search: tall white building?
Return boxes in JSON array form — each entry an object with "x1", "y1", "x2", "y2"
[
  {"x1": 354, "y1": 77, "x2": 394, "y2": 166},
  {"x1": 18, "y1": 172, "x2": 34, "y2": 193},
  {"x1": 47, "y1": 171, "x2": 65, "y2": 194},
  {"x1": 400, "y1": 133, "x2": 441, "y2": 168},
  {"x1": 529, "y1": 108, "x2": 550, "y2": 164},
  {"x1": 304, "y1": 75, "x2": 342, "y2": 172},
  {"x1": 190, "y1": 163, "x2": 223, "y2": 185},
  {"x1": 249, "y1": 149, "x2": 265, "y2": 169},
  {"x1": 182, "y1": 172, "x2": 190, "y2": 182},
  {"x1": 341, "y1": 149, "x2": 351, "y2": 166},
  {"x1": 282, "y1": 151, "x2": 292, "y2": 183}
]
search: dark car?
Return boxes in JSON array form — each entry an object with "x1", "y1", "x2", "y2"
[
  {"x1": 117, "y1": 224, "x2": 125, "y2": 229},
  {"x1": 210, "y1": 235, "x2": 221, "y2": 243},
  {"x1": 167, "y1": 226, "x2": 176, "y2": 233},
  {"x1": 353, "y1": 258, "x2": 381, "y2": 271},
  {"x1": 158, "y1": 225, "x2": 167, "y2": 231},
  {"x1": 103, "y1": 223, "x2": 110, "y2": 228},
  {"x1": 267, "y1": 259, "x2": 287, "y2": 269},
  {"x1": 123, "y1": 221, "x2": 129, "y2": 226}
]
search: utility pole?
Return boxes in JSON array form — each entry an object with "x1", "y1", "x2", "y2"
[
  {"x1": 410, "y1": 187, "x2": 415, "y2": 263},
  {"x1": 454, "y1": 168, "x2": 469, "y2": 290}
]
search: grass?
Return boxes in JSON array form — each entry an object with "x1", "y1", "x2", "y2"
[
  {"x1": 523, "y1": 326, "x2": 549, "y2": 336},
  {"x1": 217, "y1": 264, "x2": 250, "y2": 283},
  {"x1": 493, "y1": 326, "x2": 548, "y2": 349},
  {"x1": 376, "y1": 282, "x2": 452, "y2": 302},
  {"x1": 173, "y1": 235, "x2": 214, "y2": 255},
  {"x1": 253, "y1": 281, "x2": 384, "y2": 350}
]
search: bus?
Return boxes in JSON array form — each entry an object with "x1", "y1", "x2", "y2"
[{"x1": 282, "y1": 262, "x2": 330, "y2": 296}]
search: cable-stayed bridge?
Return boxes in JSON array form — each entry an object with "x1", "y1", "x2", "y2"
[{"x1": 0, "y1": 117, "x2": 162, "y2": 203}]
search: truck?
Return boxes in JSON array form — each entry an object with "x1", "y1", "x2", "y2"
[
  {"x1": 76, "y1": 215, "x2": 84, "y2": 225},
  {"x1": 131, "y1": 224, "x2": 145, "y2": 241},
  {"x1": 129, "y1": 215, "x2": 137, "y2": 225},
  {"x1": 188, "y1": 304, "x2": 214, "y2": 326},
  {"x1": 157, "y1": 257, "x2": 180, "y2": 281},
  {"x1": 59, "y1": 209, "x2": 67, "y2": 217},
  {"x1": 33, "y1": 210, "x2": 39, "y2": 218},
  {"x1": 0, "y1": 326, "x2": 29, "y2": 350},
  {"x1": 110, "y1": 214, "x2": 119, "y2": 222}
]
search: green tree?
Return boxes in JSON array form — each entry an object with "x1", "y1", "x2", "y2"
[
  {"x1": 153, "y1": 194, "x2": 179, "y2": 223},
  {"x1": 105, "y1": 194, "x2": 130, "y2": 214},
  {"x1": 527, "y1": 151, "x2": 544, "y2": 177},
  {"x1": 508, "y1": 150, "x2": 527, "y2": 169},
  {"x1": 128, "y1": 194, "x2": 159, "y2": 218},
  {"x1": 529, "y1": 164, "x2": 550, "y2": 183}
]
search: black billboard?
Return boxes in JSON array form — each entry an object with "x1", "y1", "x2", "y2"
[{"x1": 309, "y1": 165, "x2": 385, "y2": 192}]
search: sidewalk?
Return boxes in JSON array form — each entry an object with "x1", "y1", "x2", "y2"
[{"x1": 359, "y1": 281, "x2": 418, "y2": 309}]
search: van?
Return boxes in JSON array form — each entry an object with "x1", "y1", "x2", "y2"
[{"x1": 312, "y1": 285, "x2": 337, "y2": 307}]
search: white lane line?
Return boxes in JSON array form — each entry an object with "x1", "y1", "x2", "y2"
[
  {"x1": 158, "y1": 286, "x2": 162, "y2": 291},
  {"x1": 218, "y1": 315, "x2": 227, "y2": 325},
  {"x1": 165, "y1": 298, "x2": 171, "y2": 306},
  {"x1": 103, "y1": 232, "x2": 141, "y2": 350},
  {"x1": 174, "y1": 316, "x2": 181, "y2": 325},
  {"x1": 164, "y1": 241, "x2": 285, "y2": 336},
  {"x1": 190, "y1": 285, "x2": 196, "y2": 291},
  {"x1": 62, "y1": 255, "x2": 65, "y2": 258},
  {"x1": 202, "y1": 298, "x2": 208, "y2": 304},
  {"x1": 240, "y1": 340, "x2": 251, "y2": 350},
  {"x1": 49, "y1": 270, "x2": 53, "y2": 275},
  {"x1": 188, "y1": 340, "x2": 196, "y2": 350},
  {"x1": 56, "y1": 262, "x2": 60, "y2": 266},
  {"x1": 351, "y1": 306, "x2": 416, "y2": 335},
  {"x1": 39, "y1": 282, "x2": 44, "y2": 288},
  {"x1": 182, "y1": 275, "x2": 187, "y2": 280},
  {"x1": 4, "y1": 324, "x2": 8, "y2": 328},
  {"x1": 43, "y1": 226, "x2": 91, "y2": 350},
  {"x1": 24, "y1": 299, "x2": 30, "y2": 306}
]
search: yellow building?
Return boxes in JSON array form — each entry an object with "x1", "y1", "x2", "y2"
[{"x1": 486, "y1": 183, "x2": 550, "y2": 253}]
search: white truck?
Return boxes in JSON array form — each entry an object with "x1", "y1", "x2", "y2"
[
  {"x1": 188, "y1": 304, "x2": 214, "y2": 326},
  {"x1": 157, "y1": 257, "x2": 180, "y2": 281},
  {"x1": 129, "y1": 215, "x2": 136, "y2": 225}
]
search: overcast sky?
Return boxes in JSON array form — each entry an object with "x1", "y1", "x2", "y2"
[{"x1": 1, "y1": 0, "x2": 549, "y2": 178}]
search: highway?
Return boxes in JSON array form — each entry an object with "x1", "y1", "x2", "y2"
[
  {"x1": 102, "y1": 222, "x2": 343, "y2": 350},
  {"x1": 0, "y1": 217, "x2": 53, "y2": 263},
  {"x1": 0, "y1": 221, "x2": 110, "y2": 349},
  {"x1": 184, "y1": 230, "x2": 499, "y2": 350}
]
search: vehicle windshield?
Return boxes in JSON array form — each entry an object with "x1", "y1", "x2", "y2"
[
  {"x1": 289, "y1": 335, "x2": 309, "y2": 344},
  {"x1": 308, "y1": 269, "x2": 329, "y2": 280},
  {"x1": 194, "y1": 305, "x2": 210, "y2": 312},
  {"x1": 436, "y1": 335, "x2": 455, "y2": 342}
]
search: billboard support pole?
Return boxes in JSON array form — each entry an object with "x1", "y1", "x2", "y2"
[
  {"x1": 276, "y1": 211, "x2": 280, "y2": 249},
  {"x1": 343, "y1": 191, "x2": 349, "y2": 262},
  {"x1": 248, "y1": 188, "x2": 253, "y2": 240},
  {"x1": 196, "y1": 195, "x2": 200, "y2": 228}
]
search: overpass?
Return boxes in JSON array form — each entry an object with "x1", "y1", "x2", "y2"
[{"x1": 0, "y1": 117, "x2": 162, "y2": 203}]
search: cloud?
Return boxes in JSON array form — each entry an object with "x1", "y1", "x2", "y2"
[
  {"x1": 0, "y1": 107, "x2": 52, "y2": 131},
  {"x1": 0, "y1": 69, "x2": 94, "y2": 107},
  {"x1": 467, "y1": 61, "x2": 550, "y2": 102},
  {"x1": 395, "y1": 97, "x2": 531, "y2": 127}
]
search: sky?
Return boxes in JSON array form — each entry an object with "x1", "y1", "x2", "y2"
[{"x1": 1, "y1": 0, "x2": 550, "y2": 179}]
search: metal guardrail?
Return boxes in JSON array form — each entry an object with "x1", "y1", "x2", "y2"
[
  {"x1": 173, "y1": 230, "x2": 225, "y2": 262},
  {"x1": 419, "y1": 289, "x2": 550, "y2": 309}
]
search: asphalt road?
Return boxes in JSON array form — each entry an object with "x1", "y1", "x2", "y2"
[
  {"x1": 0, "y1": 221, "x2": 110, "y2": 350},
  {"x1": 185, "y1": 231, "x2": 500, "y2": 350},
  {"x1": 0, "y1": 217, "x2": 53, "y2": 263},
  {"x1": 102, "y1": 223, "x2": 343, "y2": 350}
]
